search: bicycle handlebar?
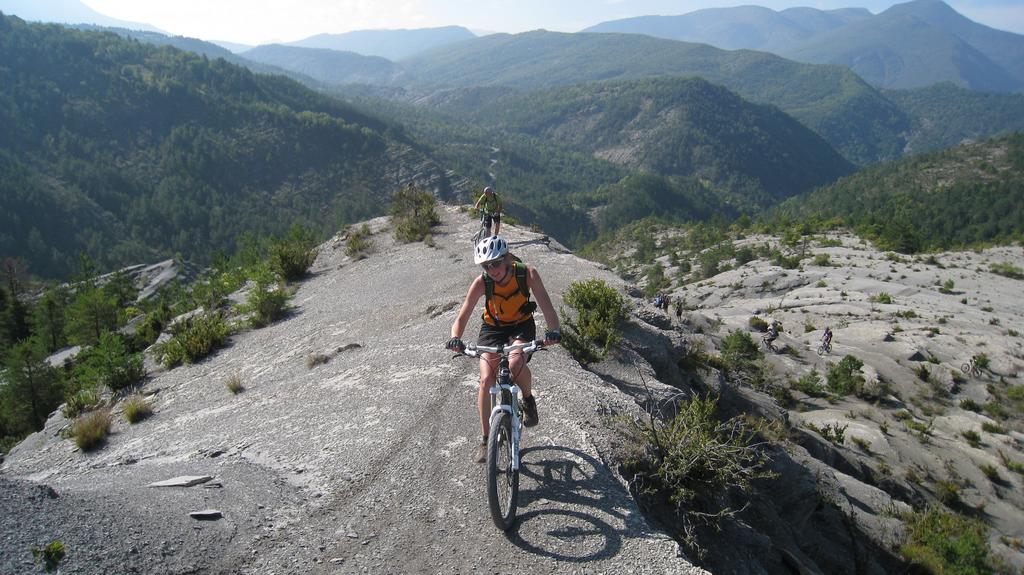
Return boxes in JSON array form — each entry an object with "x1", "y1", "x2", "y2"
[{"x1": 459, "y1": 340, "x2": 544, "y2": 358}]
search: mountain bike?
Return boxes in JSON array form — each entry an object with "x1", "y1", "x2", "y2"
[
  {"x1": 457, "y1": 340, "x2": 544, "y2": 530},
  {"x1": 471, "y1": 211, "x2": 491, "y2": 245},
  {"x1": 817, "y1": 341, "x2": 832, "y2": 356},
  {"x1": 961, "y1": 357, "x2": 982, "y2": 378},
  {"x1": 761, "y1": 333, "x2": 778, "y2": 353}
]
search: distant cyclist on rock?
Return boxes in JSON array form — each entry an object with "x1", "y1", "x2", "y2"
[
  {"x1": 473, "y1": 186, "x2": 503, "y2": 236},
  {"x1": 446, "y1": 235, "x2": 561, "y2": 463}
]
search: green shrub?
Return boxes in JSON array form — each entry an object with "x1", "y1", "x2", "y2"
[
  {"x1": 560, "y1": 279, "x2": 628, "y2": 363},
  {"x1": 30, "y1": 540, "x2": 65, "y2": 572},
  {"x1": 390, "y1": 185, "x2": 439, "y2": 243},
  {"x1": 720, "y1": 330, "x2": 761, "y2": 366},
  {"x1": 980, "y1": 464, "x2": 1001, "y2": 482},
  {"x1": 934, "y1": 480, "x2": 961, "y2": 506},
  {"x1": 72, "y1": 409, "x2": 112, "y2": 451},
  {"x1": 62, "y1": 388, "x2": 101, "y2": 419},
  {"x1": 915, "y1": 364, "x2": 931, "y2": 382},
  {"x1": 808, "y1": 421, "x2": 848, "y2": 445},
  {"x1": 981, "y1": 422, "x2": 1006, "y2": 434},
  {"x1": 939, "y1": 279, "x2": 955, "y2": 294},
  {"x1": 961, "y1": 429, "x2": 981, "y2": 448},
  {"x1": 793, "y1": 370, "x2": 826, "y2": 397},
  {"x1": 871, "y1": 292, "x2": 893, "y2": 304},
  {"x1": 225, "y1": 374, "x2": 244, "y2": 394},
  {"x1": 621, "y1": 395, "x2": 772, "y2": 552},
  {"x1": 345, "y1": 224, "x2": 374, "y2": 259},
  {"x1": 902, "y1": 508, "x2": 993, "y2": 575},
  {"x1": 813, "y1": 254, "x2": 831, "y2": 267},
  {"x1": 990, "y1": 262, "x2": 1023, "y2": 279},
  {"x1": 73, "y1": 333, "x2": 145, "y2": 392},
  {"x1": 243, "y1": 278, "x2": 290, "y2": 328},
  {"x1": 959, "y1": 398, "x2": 982, "y2": 412},
  {"x1": 973, "y1": 353, "x2": 990, "y2": 370},
  {"x1": 153, "y1": 313, "x2": 230, "y2": 368},
  {"x1": 748, "y1": 316, "x2": 769, "y2": 332},
  {"x1": 827, "y1": 355, "x2": 864, "y2": 396},
  {"x1": 122, "y1": 394, "x2": 152, "y2": 423},
  {"x1": 269, "y1": 226, "x2": 319, "y2": 282}
]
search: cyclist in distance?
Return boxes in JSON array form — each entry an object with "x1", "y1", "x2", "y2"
[
  {"x1": 446, "y1": 235, "x2": 561, "y2": 463},
  {"x1": 822, "y1": 326, "x2": 833, "y2": 347},
  {"x1": 473, "y1": 186, "x2": 503, "y2": 236}
]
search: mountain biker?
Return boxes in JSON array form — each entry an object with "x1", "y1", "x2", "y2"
[
  {"x1": 446, "y1": 235, "x2": 561, "y2": 463},
  {"x1": 821, "y1": 327, "x2": 833, "y2": 347},
  {"x1": 473, "y1": 186, "x2": 503, "y2": 236},
  {"x1": 765, "y1": 320, "x2": 780, "y2": 345}
]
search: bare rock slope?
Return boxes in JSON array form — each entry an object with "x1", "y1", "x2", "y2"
[{"x1": 1, "y1": 206, "x2": 706, "y2": 574}]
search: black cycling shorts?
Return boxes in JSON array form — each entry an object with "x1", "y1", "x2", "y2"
[
  {"x1": 483, "y1": 213, "x2": 501, "y2": 228},
  {"x1": 478, "y1": 317, "x2": 536, "y2": 358}
]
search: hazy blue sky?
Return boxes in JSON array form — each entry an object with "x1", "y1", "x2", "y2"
[{"x1": 80, "y1": 0, "x2": 1024, "y2": 45}]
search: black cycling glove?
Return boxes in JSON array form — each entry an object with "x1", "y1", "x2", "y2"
[
  {"x1": 446, "y1": 337, "x2": 465, "y2": 352},
  {"x1": 544, "y1": 330, "x2": 562, "y2": 344}
]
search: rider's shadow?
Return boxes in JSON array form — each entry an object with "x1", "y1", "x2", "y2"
[{"x1": 501, "y1": 445, "x2": 655, "y2": 562}]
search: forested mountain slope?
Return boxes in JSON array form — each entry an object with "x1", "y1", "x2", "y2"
[
  {"x1": 0, "y1": 14, "x2": 451, "y2": 279},
  {"x1": 395, "y1": 30, "x2": 909, "y2": 166},
  {"x1": 774, "y1": 132, "x2": 1024, "y2": 252},
  {"x1": 422, "y1": 77, "x2": 853, "y2": 207},
  {"x1": 885, "y1": 83, "x2": 1024, "y2": 155}
]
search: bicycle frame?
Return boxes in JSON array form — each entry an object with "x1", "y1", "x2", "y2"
[
  {"x1": 460, "y1": 340, "x2": 542, "y2": 472},
  {"x1": 490, "y1": 359, "x2": 522, "y2": 471}
]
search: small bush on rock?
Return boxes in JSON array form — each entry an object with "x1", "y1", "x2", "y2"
[
  {"x1": 748, "y1": 316, "x2": 768, "y2": 332},
  {"x1": 73, "y1": 333, "x2": 145, "y2": 392},
  {"x1": 560, "y1": 279, "x2": 627, "y2": 363},
  {"x1": 720, "y1": 330, "x2": 760, "y2": 367},
  {"x1": 621, "y1": 395, "x2": 773, "y2": 557},
  {"x1": 827, "y1": 355, "x2": 864, "y2": 396},
  {"x1": 270, "y1": 224, "x2": 319, "y2": 282},
  {"x1": 153, "y1": 313, "x2": 229, "y2": 368},
  {"x1": 346, "y1": 224, "x2": 374, "y2": 259},
  {"x1": 901, "y1": 507, "x2": 993, "y2": 575},
  {"x1": 122, "y1": 394, "x2": 152, "y2": 423}
]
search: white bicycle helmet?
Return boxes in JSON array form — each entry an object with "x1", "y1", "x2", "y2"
[{"x1": 475, "y1": 235, "x2": 508, "y2": 265}]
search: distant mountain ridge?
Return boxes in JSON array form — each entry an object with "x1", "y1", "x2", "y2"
[
  {"x1": 0, "y1": 0, "x2": 160, "y2": 32},
  {"x1": 584, "y1": 5, "x2": 870, "y2": 53},
  {"x1": 585, "y1": 0, "x2": 1024, "y2": 92},
  {"x1": 287, "y1": 26, "x2": 475, "y2": 61},
  {"x1": 242, "y1": 44, "x2": 403, "y2": 85}
]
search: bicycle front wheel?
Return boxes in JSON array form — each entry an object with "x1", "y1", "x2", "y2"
[
  {"x1": 486, "y1": 412, "x2": 519, "y2": 531},
  {"x1": 961, "y1": 362, "x2": 971, "y2": 375},
  {"x1": 817, "y1": 344, "x2": 826, "y2": 356}
]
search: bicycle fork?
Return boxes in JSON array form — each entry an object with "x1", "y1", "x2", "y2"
[{"x1": 489, "y1": 375, "x2": 522, "y2": 471}]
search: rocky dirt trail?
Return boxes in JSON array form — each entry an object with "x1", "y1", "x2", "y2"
[{"x1": 2, "y1": 206, "x2": 705, "y2": 574}]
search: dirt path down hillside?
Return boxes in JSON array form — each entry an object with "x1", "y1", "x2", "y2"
[{"x1": 2, "y1": 206, "x2": 705, "y2": 574}]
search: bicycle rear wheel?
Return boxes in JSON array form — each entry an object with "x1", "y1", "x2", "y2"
[{"x1": 486, "y1": 412, "x2": 518, "y2": 531}]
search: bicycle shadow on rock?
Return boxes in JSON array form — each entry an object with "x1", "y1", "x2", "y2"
[{"x1": 501, "y1": 445, "x2": 649, "y2": 562}]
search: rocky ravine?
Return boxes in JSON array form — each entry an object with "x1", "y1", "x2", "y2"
[
  {"x1": 2, "y1": 206, "x2": 707, "y2": 575},
  {"x1": 647, "y1": 232, "x2": 1024, "y2": 571}
]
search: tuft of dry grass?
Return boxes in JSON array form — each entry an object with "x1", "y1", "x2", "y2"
[
  {"x1": 225, "y1": 374, "x2": 245, "y2": 394},
  {"x1": 306, "y1": 353, "x2": 330, "y2": 369},
  {"x1": 73, "y1": 409, "x2": 112, "y2": 451},
  {"x1": 122, "y1": 394, "x2": 152, "y2": 423}
]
